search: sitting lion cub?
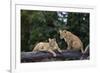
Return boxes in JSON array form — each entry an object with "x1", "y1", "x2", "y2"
[
  {"x1": 32, "y1": 38, "x2": 62, "y2": 56},
  {"x1": 59, "y1": 30, "x2": 84, "y2": 53}
]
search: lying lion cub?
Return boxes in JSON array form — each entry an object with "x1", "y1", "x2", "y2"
[
  {"x1": 32, "y1": 38, "x2": 62, "y2": 56},
  {"x1": 59, "y1": 30, "x2": 84, "y2": 53}
]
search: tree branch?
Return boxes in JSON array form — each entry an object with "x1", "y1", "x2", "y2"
[{"x1": 21, "y1": 50, "x2": 89, "y2": 63}]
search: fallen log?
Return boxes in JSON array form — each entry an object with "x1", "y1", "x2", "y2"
[{"x1": 21, "y1": 50, "x2": 89, "y2": 63}]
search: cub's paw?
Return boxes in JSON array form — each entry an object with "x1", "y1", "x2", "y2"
[{"x1": 53, "y1": 53, "x2": 57, "y2": 57}]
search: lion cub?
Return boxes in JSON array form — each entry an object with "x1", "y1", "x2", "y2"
[
  {"x1": 59, "y1": 30, "x2": 84, "y2": 53},
  {"x1": 32, "y1": 38, "x2": 61, "y2": 56}
]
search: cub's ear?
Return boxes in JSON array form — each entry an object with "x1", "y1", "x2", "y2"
[
  {"x1": 48, "y1": 38, "x2": 51, "y2": 42},
  {"x1": 59, "y1": 29, "x2": 62, "y2": 33},
  {"x1": 63, "y1": 30, "x2": 67, "y2": 33}
]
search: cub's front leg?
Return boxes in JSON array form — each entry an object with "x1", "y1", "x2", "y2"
[
  {"x1": 48, "y1": 49, "x2": 57, "y2": 57},
  {"x1": 57, "y1": 48, "x2": 62, "y2": 53},
  {"x1": 66, "y1": 40, "x2": 71, "y2": 50}
]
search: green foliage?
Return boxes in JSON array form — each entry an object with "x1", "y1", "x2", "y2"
[
  {"x1": 67, "y1": 12, "x2": 89, "y2": 48},
  {"x1": 21, "y1": 10, "x2": 89, "y2": 52}
]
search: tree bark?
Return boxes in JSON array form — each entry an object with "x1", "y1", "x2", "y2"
[{"x1": 21, "y1": 50, "x2": 89, "y2": 63}]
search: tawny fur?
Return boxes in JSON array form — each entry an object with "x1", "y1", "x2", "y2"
[
  {"x1": 59, "y1": 30, "x2": 84, "y2": 53},
  {"x1": 32, "y1": 38, "x2": 61, "y2": 56}
]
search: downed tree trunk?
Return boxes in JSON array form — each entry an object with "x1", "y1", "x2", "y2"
[{"x1": 21, "y1": 50, "x2": 89, "y2": 63}]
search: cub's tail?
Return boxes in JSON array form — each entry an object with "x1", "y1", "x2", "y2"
[
  {"x1": 80, "y1": 44, "x2": 89, "y2": 60},
  {"x1": 83, "y1": 44, "x2": 89, "y2": 54},
  {"x1": 81, "y1": 44, "x2": 89, "y2": 54}
]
